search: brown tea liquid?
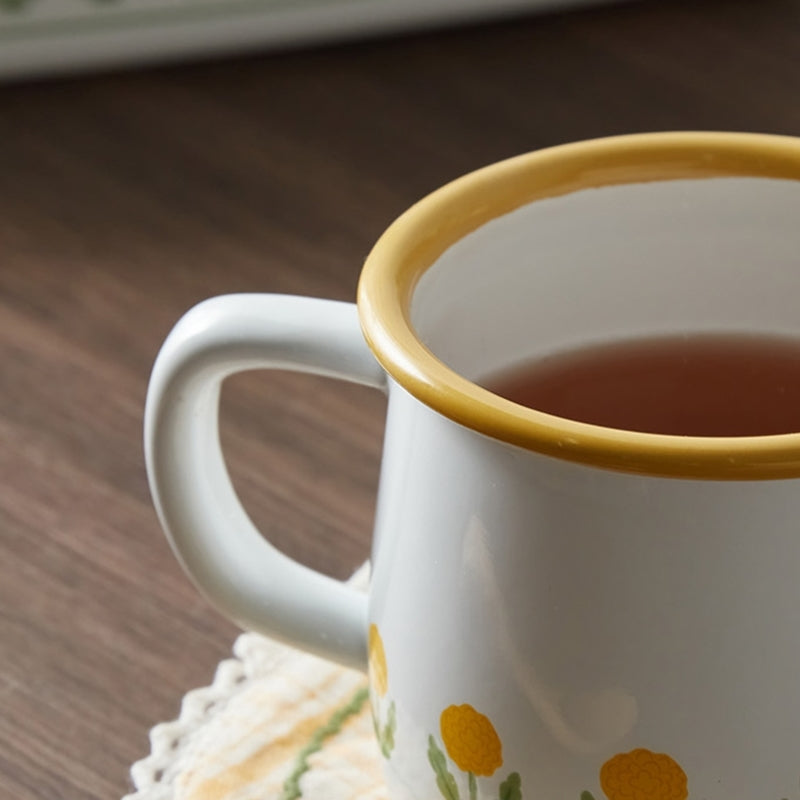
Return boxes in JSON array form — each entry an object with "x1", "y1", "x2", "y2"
[{"x1": 483, "y1": 333, "x2": 800, "y2": 437}]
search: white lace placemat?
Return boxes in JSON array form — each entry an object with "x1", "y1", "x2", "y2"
[{"x1": 124, "y1": 565, "x2": 388, "y2": 800}]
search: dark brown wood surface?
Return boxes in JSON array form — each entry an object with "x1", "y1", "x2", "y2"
[{"x1": 1, "y1": 1, "x2": 799, "y2": 797}]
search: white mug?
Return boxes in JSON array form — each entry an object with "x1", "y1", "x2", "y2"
[{"x1": 145, "y1": 132, "x2": 800, "y2": 800}]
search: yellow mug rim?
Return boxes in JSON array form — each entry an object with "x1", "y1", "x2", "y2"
[{"x1": 357, "y1": 132, "x2": 800, "y2": 480}]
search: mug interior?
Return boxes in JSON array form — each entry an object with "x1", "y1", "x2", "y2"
[
  {"x1": 412, "y1": 176, "x2": 800, "y2": 383},
  {"x1": 358, "y1": 132, "x2": 800, "y2": 478}
]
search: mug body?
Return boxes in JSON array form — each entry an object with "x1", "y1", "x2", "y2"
[
  {"x1": 370, "y1": 387, "x2": 800, "y2": 799},
  {"x1": 359, "y1": 134, "x2": 800, "y2": 799}
]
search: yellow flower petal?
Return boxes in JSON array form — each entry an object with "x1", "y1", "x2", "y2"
[
  {"x1": 368, "y1": 624, "x2": 389, "y2": 697},
  {"x1": 440, "y1": 704, "x2": 503, "y2": 777},
  {"x1": 600, "y1": 748, "x2": 688, "y2": 800}
]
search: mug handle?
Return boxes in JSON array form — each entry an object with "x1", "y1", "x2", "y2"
[{"x1": 144, "y1": 294, "x2": 386, "y2": 671}]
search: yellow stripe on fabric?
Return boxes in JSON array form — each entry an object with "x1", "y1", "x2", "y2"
[
  {"x1": 281, "y1": 685, "x2": 370, "y2": 800},
  {"x1": 184, "y1": 676, "x2": 362, "y2": 800}
]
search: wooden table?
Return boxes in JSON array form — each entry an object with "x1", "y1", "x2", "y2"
[{"x1": 1, "y1": 1, "x2": 798, "y2": 797}]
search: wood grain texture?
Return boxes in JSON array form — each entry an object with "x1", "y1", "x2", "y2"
[{"x1": 0, "y1": 1, "x2": 799, "y2": 797}]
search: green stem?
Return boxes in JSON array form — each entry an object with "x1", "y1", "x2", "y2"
[{"x1": 468, "y1": 771, "x2": 477, "y2": 800}]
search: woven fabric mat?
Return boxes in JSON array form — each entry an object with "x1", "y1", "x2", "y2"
[{"x1": 124, "y1": 567, "x2": 388, "y2": 800}]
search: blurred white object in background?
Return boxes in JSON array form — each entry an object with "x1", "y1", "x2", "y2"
[{"x1": 0, "y1": 0, "x2": 616, "y2": 80}]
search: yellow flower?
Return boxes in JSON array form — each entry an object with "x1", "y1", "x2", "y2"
[
  {"x1": 368, "y1": 624, "x2": 388, "y2": 697},
  {"x1": 600, "y1": 748, "x2": 688, "y2": 800},
  {"x1": 440, "y1": 704, "x2": 503, "y2": 777}
]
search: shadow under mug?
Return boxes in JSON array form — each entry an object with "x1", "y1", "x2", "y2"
[{"x1": 145, "y1": 132, "x2": 800, "y2": 800}]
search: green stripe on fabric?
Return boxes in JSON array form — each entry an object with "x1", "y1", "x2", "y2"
[{"x1": 280, "y1": 685, "x2": 371, "y2": 800}]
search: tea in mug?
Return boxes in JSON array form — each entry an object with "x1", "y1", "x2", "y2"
[{"x1": 483, "y1": 333, "x2": 800, "y2": 437}]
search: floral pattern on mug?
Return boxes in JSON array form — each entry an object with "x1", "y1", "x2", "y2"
[
  {"x1": 429, "y1": 703, "x2": 521, "y2": 800},
  {"x1": 440, "y1": 704, "x2": 503, "y2": 777},
  {"x1": 581, "y1": 748, "x2": 687, "y2": 800},
  {"x1": 368, "y1": 623, "x2": 388, "y2": 697},
  {"x1": 367, "y1": 624, "x2": 396, "y2": 757}
]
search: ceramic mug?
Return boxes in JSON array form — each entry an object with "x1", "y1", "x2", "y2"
[{"x1": 145, "y1": 132, "x2": 800, "y2": 800}]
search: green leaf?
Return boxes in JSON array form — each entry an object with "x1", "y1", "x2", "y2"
[
  {"x1": 387, "y1": 701, "x2": 397, "y2": 735},
  {"x1": 370, "y1": 705, "x2": 380, "y2": 739},
  {"x1": 380, "y1": 701, "x2": 397, "y2": 758},
  {"x1": 498, "y1": 772, "x2": 522, "y2": 800},
  {"x1": 428, "y1": 735, "x2": 461, "y2": 800},
  {"x1": 580, "y1": 792, "x2": 597, "y2": 800}
]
